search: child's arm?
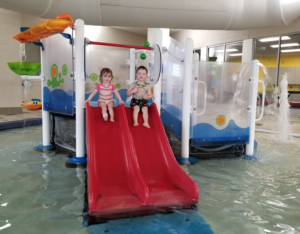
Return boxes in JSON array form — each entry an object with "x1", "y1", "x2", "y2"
[
  {"x1": 86, "y1": 89, "x2": 98, "y2": 103},
  {"x1": 113, "y1": 89, "x2": 124, "y2": 104},
  {"x1": 126, "y1": 83, "x2": 137, "y2": 97},
  {"x1": 143, "y1": 85, "x2": 152, "y2": 100}
]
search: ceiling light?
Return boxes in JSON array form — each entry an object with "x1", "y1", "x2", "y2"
[
  {"x1": 215, "y1": 49, "x2": 238, "y2": 52},
  {"x1": 271, "y1": 43, "x2": 299, "y2": 48},
  {"x1": 281, "y1": 49, "x2": 300, "y2": 53},
  {"x1": 228, "y1": 53, "x2": 242, "y2": 56},
  {"x1": 259, "y1": 36, "x2": 291, "y2": 42}
]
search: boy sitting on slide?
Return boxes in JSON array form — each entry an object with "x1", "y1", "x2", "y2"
[{"x1": 126, "y1": 66, "x2": 152, "y2": 128}]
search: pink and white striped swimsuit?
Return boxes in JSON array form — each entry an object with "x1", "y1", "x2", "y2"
[{"x1": 96, "y1": 83, "x2": 116, "y2": 105}]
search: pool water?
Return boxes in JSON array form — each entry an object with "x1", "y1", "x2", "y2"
[
  {"x1": 185, "y1": 134, "x2": 300, "y2": 234},
  {"x1": 0, "y1": 126, "x2": 300, "y2": 234},
  {"x1": 0, "y1": 127, "x2": 87, "y2": 234}
]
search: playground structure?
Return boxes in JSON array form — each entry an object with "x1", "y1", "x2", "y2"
[{"x1": 11, "y1": 14, "x2": 266, "y2": 222}]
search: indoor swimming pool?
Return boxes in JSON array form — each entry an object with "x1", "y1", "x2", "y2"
[{"x1": 0, "y1": 126, "x2": 299, "y2": 234}]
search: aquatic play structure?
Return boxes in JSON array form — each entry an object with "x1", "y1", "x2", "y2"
[{"x1": 11, "y1": 14, "x2": 266, "y2": 223}]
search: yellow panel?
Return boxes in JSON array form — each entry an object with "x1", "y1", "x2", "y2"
[{"x1": 287, "y1": 84, "x2": 300, "y2": 92}]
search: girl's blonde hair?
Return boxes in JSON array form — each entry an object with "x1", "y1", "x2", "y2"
[{"x1": 99, "y1": 68, "x2": 113, "y2": 83}]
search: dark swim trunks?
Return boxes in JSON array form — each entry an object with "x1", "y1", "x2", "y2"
[{"x1": 130, "y1": 98, "x2": 149, "y2": 110}]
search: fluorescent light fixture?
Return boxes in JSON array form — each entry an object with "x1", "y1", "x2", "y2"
[
  {"x1": 215, "y1": 49, "x2": 238, "y2": 52},
  {"x1": 229, "y1": 53, "x2": 242, "y2": 56},
  {"x1": 281, "y1": 49, "x2": 300, "y2": 53},
  {"x1": 271, "y1": 43, "x2": 299, "y2": 48},
  {"x1": 259, "y1": 36, "x2": 291, "y2": 42}
]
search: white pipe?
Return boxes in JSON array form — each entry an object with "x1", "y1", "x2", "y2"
[
  {"x1": 134, "y1": 49, "x2": 147, "y2": 54},
  {"x1": 129, "y1": 48, "x2": 135, "y2": 84},
  {"x1": 21, "y1": 75, "x2": 44, "y2": 80},
  {"x1": 246, "y1": 60, "x2": 259, "y2": 156},
  {"x1": 75, "y1": 19, "x2": 85, "y2": 158},
  {"x1": 181, "y1": 38, "x2": 193, "y2": 159},
  {"x1": 154, "y1": 29, "x2": 163, "y2": 115},
  {"x1": 40, "y1": 47, "x2": 51, "y2": 146}
]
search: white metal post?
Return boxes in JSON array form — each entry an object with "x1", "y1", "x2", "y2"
[
  {"x1": 70, "y1": 19, "x2": 86, "y2": 163},
  {"x1": 129, "y1": 48, "x2": 136, "y2": 84},
  {"x1": 154, "y1": 29, "x2": 163, "y2": 115},
  {"x1": 40, "y1": 47, "x2": 51, "y2": 147},
  {"x1": 200, "y1": 47, "x2": 207, "y2": 61},
  {"x1": 246, "y1": 60, "x2": 259, "y2": 156},
  {"x1": 181, "y1": 38, "x2": 194, "y2": 159},
  {"x1": 242, "y1": 39, "x2": 254, "y2": 63}
]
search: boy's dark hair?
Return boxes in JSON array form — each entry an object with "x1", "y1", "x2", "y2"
[{"x1": 136, "y1": 66, "x2": 148, "y2": 74}]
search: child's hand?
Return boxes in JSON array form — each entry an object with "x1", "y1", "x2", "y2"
[
  {"x1": 143, "y1": 95, "x2": 149, "y2": 100},
  {"x1": 119, "y1": 100, "x2": 124, "y2": 104},
  {"x1": 132, "y1": 85, "x2": 138, "y2": 94},
  {"x1": 85, "y1": 99, "x2": 90, "y2": 103}
]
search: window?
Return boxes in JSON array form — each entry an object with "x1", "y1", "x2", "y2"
[
  {"x1": 254, "y1": 37, "x2": 279, "y2": 85},
  {"x1": 208, "y1": 46, "x2": 224, "y2": 62},
  {"x1": 206, "y1": 42, "x2": 243, "y2": 63},
  {"x1": 225, "y1": 42, "x2": 243, "y2": 63},
  {"x1": 278, "y1": 34, "x2": 300, "y2": 86}
]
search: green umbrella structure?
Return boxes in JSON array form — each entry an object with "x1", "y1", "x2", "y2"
[{"x1": 7, "y1": 62, "x2": 41, "y2": 75}]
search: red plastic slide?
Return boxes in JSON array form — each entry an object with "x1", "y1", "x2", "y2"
[
  {"x1": 125, "y1": 103, "x2": 199, "y2": 209},
  {"x1": 86, "y1": 103, "x2": 150, "y2": 217},
  {"x1": 86, "y1": 102, "x2": 198, "y2": 217}
]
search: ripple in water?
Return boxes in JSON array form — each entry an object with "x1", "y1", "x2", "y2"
[{"x1": 187, "y1": 132, "x2": 300, "y2": 234}]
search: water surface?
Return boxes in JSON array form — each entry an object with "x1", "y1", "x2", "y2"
[{"x1": 0, "y1": 126, "x2": 300, "y2": 234}]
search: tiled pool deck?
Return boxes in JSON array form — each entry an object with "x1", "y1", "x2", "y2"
[{"x1": 0, "y1": 108, "x2": 42, "y2": 130}]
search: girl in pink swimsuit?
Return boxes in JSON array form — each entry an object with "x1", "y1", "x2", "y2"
[{"x1": 86, "y1": 68, "x2": 124, "y2": 122}]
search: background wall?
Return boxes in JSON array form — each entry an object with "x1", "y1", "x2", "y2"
[
  {"x1": 0, "y1": 8, "x2": 43, "y2": 113},
  {"x1": 171, "y1": 17, "x2": 300, "y2": 48},
  {"x1": 0, "y1": 8, "x2": 146, "y2": 113}
]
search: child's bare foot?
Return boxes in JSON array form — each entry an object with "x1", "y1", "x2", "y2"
[
  {"x1": 143, "y1": 123, "x2": 150, "y2": 128},
  {"x1": 110, "y1": 119, "x2": 114, "y2": 122},
  {"x1": 103, "y1": 113, "x2": 108, "y2": 121},
  {"x1": 133, "y1": 122, "x2": 139, "y2": 126}
]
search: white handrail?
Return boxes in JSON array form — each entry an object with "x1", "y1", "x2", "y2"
[
  {"x1": 246, "y1": 60, "x2": 259, "y2": 156},
  {"x1": 196, "y1": 81, "x2": 207, "y2": 116},
  {"x1": 256, "y1": 80, "x2": 265, "y2": 122}
]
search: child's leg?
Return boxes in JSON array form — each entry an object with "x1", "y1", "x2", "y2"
[
  {"x1": 107, "y1": 102, "x2": 114, "y2": 122},
  {"x1": 133, "y1": 105, "x2": 140, "y2": 126},
  {"x1": 99, "y1": 101, "x2": 108, "y2": 120},
  {"x1": 141, "y1": 107, "x2": 150, "y2": 128}
]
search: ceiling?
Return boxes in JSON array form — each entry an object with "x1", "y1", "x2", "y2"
[
  {"x1": 111, "y1": 27, "x2": 181, "y2": 36},
  {"x1": 1, "y1": 0, "x2": 300, "y2": 30}
]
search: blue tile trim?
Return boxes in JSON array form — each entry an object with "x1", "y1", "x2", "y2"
[{"x1": 0, "y1": 118, "x2": 42, "y2": 131}]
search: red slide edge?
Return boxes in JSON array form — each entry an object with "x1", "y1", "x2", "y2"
[
  {"x1": 118, "y1": 104, "x2": 150, "y2": 205},
  {"x1": 151, "y1": 103, "x2": 199, "y2": 201}
]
